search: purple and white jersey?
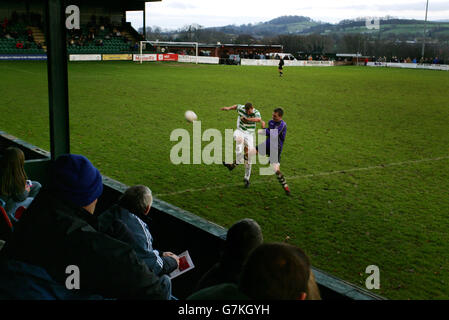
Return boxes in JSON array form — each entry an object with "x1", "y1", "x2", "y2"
[{"x1": 264, "y1": 120, "x2": 287, "y2": 153}]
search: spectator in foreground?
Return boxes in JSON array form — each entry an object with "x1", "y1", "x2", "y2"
[
  {"x1": 0, "y1": 147, "x2": 41, "y2": 223},
  {"x1": 0, "y1": 154, "x2": 169, "y2": 299},
  {"x1": 98, "y1": 185, "x2": 179, "y2": 277},
  {"x1": 195, "y1": 218, "x2": 263, "y2": 291},
  {"x1": 188, "y1": 242, "x2": 321, "y2": 300}
]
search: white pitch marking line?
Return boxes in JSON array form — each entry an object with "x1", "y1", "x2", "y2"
[{"x1": 155, "y1": 156, "x2": 449, "y2": 197}]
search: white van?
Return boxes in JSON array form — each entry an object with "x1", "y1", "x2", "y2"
[{"x1": 268, "y1": 53, "x2": 296, "y2": 60}]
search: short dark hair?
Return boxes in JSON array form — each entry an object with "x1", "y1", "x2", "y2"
[
  {"x1": 274, "y1": 108, "x2": 284, "y2": 117},
  {"x1": 223, "y1": 218, "x2": 263, "y2": 263},
  {"x1": 244, "y1": 103, "x2": 253, "y2": 111},
  {"x1": 239, "y1": 242, "x2": 311, "y2": 300}
]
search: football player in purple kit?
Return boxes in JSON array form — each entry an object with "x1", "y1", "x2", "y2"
[{"x1": 248, "y1": 107, "x2": 291, "y2": 196}]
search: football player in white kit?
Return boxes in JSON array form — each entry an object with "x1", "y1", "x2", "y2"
[{"x1": 221, "y1": 102, "x2": 265, "y2": 188}]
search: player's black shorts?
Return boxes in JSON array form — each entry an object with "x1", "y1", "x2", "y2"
[
  {"x1": 278, "y1": 66, "x2": 283, "y2": 70},
  {"x1": 256, "y1": 143, "x2": 282, "y2": 164}
]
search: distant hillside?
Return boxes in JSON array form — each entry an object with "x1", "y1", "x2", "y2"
[
  {"x1": 309, "y1": 18, "x2": 449, "y2": 40},
  {"x1": 206, "y1": 15, "x2": 321, "y2": 37},
  {"x1": 204, "y1": 15, "x2": 449, "y2": 40}
]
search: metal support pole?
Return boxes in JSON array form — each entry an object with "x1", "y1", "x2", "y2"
[
  {"x1": 421, "y1": 0, "x2": 429, "y2": 60},
  {"x1": 140, "y1": 40, "x2": 143, "y2": 64},
  {"x1": 143, "y1": 3, "x2": 146, "y2": 40},
  {"x1": 46, "y1": 0, "x2": 70, "y2": 160}
]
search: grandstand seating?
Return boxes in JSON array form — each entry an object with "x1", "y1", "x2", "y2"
[
  {"x1": 66, "y1": 24, "x2": 135, "y2": 54},
  {"x1": 0, "y1": 19, "x2": 141, "y2": 55},
  {"x1": 0, "y1": 22, "x2": 45, "y2": 54}
]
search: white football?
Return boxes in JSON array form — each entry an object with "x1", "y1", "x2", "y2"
[{"x1": 184, "y1": 110, "x2": 198, "y2": 122}]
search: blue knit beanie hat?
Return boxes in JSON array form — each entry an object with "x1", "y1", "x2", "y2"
[{"x1": 52, "y1": 154, "x2": 103, "y2": 207}]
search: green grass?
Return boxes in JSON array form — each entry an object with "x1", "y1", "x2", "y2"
[{"x1": 1, "y1": 61, "x2": 449, "y2": 299}]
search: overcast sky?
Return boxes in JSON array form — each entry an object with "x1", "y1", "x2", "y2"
[{"x1": 126, "y1": 0, "x2": 449, "y2": 31}]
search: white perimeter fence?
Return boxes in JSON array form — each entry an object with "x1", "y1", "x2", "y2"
[
  {"x1": 240, "y1": 59, "x2": 334, "y2": 67},
  {"x1": 67, "y1": 54, "x2": 448, "y2": 71},
  {"x1": 367, "y1": 62, "x2": 449, "y2": 71}
]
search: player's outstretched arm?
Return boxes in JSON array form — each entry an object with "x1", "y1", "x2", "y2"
[
  {"x1": 242, "y1": 117, "x2": 262, "y2": 123},
  {"x1": 221, "y1": 105, "x2": 238, "y2": 111}
]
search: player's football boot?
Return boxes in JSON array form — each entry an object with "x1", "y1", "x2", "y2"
[
  {"x1": 223, "y1": 161, "x2": 236, "y2": 171},
  {"x1": 284, "y1": 185, "x2": 291, "y2": 196},
  {"x1": 244, "y1": 179, "x2": 250, "y2": 188}
]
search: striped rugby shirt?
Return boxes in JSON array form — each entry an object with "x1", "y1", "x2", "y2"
[{"x1": 236, "y1": 104, "x2": 261, "y2": 133}]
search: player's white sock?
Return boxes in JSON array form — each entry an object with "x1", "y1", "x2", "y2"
[
  {"x1": 244, "y1": 163, "x2": 252, "y2": 181},
  {"x1": 235, "y1": 145, "x2": 244, "y2": 165}
]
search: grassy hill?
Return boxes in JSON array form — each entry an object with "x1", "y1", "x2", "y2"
[
  {"x1": 315, "y1": 19, "x2": 449, "y2": 40},
  {"x1": 205, "y1": 15, "x2": 449, "y2": 40},
  {"x1": 207, "y1": 15, "x2": 321, "y2": 36}
]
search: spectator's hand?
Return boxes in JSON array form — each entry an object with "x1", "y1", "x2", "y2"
[
  {"x1": 163, "y1": 252, "x2": 180, "y2": 267},
  {"x1": 25, "y1": 180, "x2": 32, "y2": 192}
]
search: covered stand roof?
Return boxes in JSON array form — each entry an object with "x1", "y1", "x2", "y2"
[{"x1": 4, "y1": 0, "x2": 161, "y2": 11}]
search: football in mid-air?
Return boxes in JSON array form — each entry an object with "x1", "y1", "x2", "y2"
[{"x1": 184, "y1": 110, "x2": 198, "y2": 122}]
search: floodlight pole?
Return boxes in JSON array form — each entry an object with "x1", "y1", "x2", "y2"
[
  {"x1": 357, "y1": 36, "x2": 361, "y2": 66},
  {"x1": 421, "y1": 0, "x2": 429, "y2": 60},
  {"x1": 143, "y1": 4, "x2": 146, "y2": 41}
]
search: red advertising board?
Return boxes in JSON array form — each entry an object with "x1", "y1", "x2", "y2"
[{"x1": 157, "y1": 54, "x2": 178, "y2": 61}]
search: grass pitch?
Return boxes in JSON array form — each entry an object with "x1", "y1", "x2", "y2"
[{"x1": 1, "y1": 61, "x2": 449, "y2": 299}]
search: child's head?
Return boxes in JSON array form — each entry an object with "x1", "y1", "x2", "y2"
[{"x1": 0, "y1": 147, "x2": 27, "y2": 196}]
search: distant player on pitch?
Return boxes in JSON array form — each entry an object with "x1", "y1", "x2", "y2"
[
  {"x1": 278, "y1": 56, "x2": 284, "y2": 77},
  {"x1": 221, "y1": 102, "x2": 265, "y2": 188},
  {"x1": 248, "y1": 107, "x2": 290, "y2": 196}
]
